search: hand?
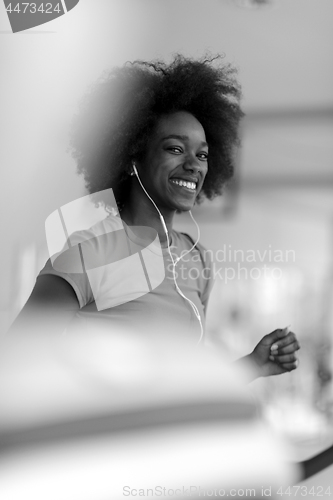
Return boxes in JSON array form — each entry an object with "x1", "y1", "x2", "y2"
[{"x1": 249, "y1": 326, "x2": 300, "y2": 377}]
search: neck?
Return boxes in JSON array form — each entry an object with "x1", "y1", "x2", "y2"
[{"x1": 120, "y1": 187, "x2": 175, "y2": 247}]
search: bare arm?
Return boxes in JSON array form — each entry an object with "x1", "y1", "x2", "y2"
[{"x1": 8, "y1": 275, "x2": 80, "y2": 338}]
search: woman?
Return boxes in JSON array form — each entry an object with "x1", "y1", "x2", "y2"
[
  {"x1": 10, "y1": 55, "x2": 299, "y2": 378},
  {"x1": 8, "y1": 54, "x2": 333, "y2": 482}
]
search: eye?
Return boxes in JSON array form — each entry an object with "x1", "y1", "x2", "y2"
[
  {"x1": 167, "y1": 146, "x2": 183, "y2": 154},
  {"x1": 197, "y1": 152, "x2": 209, "y2": 161}
]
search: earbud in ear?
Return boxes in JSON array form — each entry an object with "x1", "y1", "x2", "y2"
[
  {"x1": 132, "y1": 163, "x2": 138, "y2": 177},
  {"x1": 129, "y1": 161, "x2": 135, "y2": 176}
]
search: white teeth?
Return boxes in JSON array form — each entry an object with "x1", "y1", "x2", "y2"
[{"x1": 171, "y1": 179, "x2": 196, "y2": 190}]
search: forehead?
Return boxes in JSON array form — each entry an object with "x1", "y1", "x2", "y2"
[{"x1": 152, "y1": 111, "x2": 207, "y2": 142}]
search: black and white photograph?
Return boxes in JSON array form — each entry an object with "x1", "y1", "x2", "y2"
[{"x1": 0, "y1": 1, "x2": 333, "y2": 498}]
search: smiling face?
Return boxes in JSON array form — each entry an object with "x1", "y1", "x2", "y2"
[{"x1": 135, "y1": 111, "x2": 209, "y2": 213}]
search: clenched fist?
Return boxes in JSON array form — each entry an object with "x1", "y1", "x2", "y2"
[{"x1": 249, "y1": 326, "x2": 300, "y2": 377}]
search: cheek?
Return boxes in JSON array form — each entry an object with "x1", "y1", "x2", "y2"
[
  {"x1": 153, "y1": 160, "x2": 172, "y2": 182},
  {"x1": 200, "y1": 170, "x2": 208, "y2": 190},
  {"x1": 202, "y1": 165, "x2": 209, "y2": 181}
]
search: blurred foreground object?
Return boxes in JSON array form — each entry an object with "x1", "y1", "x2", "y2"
[
  {"x1": 231, "y1": 0, "x2": 276, "y2": 9},
  {"x1": 0, "y1": 330, "x2": 300, "y2": 500}
]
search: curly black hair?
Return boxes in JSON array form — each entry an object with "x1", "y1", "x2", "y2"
[{"x1": 69, "y1": 54, "x2": 244, "y2": 211}]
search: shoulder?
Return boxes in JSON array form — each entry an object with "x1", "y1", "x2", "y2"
[
  {"x1": 39, "y1": 214, "x2": 125, "y2": 308},
  {"x1": 68, "y1": 214, "x2": 124, "y2": 246}
]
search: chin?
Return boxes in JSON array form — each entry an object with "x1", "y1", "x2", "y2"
[{"x1": 172, "y1": 201, "x2": 194, "y2": 212}]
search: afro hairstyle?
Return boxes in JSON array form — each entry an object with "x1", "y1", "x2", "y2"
[{"x1": 69, "y1": 54, "x2": 244, "y2": 211}]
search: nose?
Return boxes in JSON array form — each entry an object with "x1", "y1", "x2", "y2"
[{"x1": 183, "y1": 153, "x2": 202, "y2": 173}]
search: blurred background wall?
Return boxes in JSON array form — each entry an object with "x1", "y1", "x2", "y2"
[{"x1": 1, "y1": 0, "x2": 333, "y2": 462}]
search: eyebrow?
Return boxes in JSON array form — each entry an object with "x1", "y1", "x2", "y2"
[{"x1": 161, "y1": 134, "x2": 208, "y2": 148}]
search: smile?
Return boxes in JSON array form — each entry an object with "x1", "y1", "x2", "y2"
[{"x1": 170, "y1": 179, "x2": 197, "y2": 191}]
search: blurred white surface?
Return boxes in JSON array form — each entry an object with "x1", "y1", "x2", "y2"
[{"x1": 0, "y1": 332, "x2": 300, "y2": 499}]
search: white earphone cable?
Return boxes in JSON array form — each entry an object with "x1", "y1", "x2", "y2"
[{"x1": 132, "y1": 164, "x2": 204, "y2": 345}]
